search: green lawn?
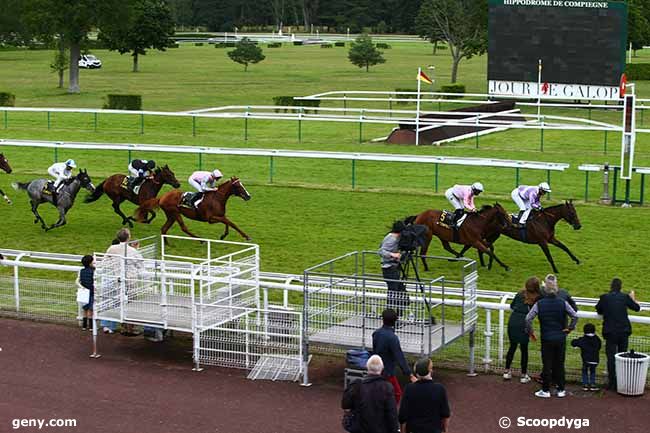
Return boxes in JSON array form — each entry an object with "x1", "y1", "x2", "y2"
[{"x1": 0, "y1": 43, "x2": 649, "y2": 308}]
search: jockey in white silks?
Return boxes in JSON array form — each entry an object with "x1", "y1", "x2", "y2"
[
  {"x1": 187, "y1": 169, "x2": 223, "y2": 207},
  {"x1": 47, "y1": 159, "x2": 76, "y2": 204},
  {"x1": 444, "y1": 182, "x2": 484, "y2": 227},
  {"x1": 511, "y1": 182, "x2": 551, "y2": 226}
]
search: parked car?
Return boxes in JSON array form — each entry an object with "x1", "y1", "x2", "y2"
[{"x1": 78, "y1": 54, "x2": 102, "y2": 69}]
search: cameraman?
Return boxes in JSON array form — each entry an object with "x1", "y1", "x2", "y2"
[{"x1": 379, "y1": 221, "x2": 407, "y2": 317}]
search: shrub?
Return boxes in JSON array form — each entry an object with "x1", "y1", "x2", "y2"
[
  {"x1": 0, "y1": 92, "x2": 15, "y2": 107},
  {"x1": 376, "y1": 43, "x2": 391, "y2": 49},
  {"x1": 272, "y1": 96, "x2": 321, "y2": 113},
  {"x1": 625, "y1": 63, "x2": 650, "y2": 80},
  {"x1": 195, "y1": 42, "x2": 204, "y2": 46},
  {"x1": 169, "y1": 43, "x2": 180, "y2": 48},
  {"x1": 394, "y1": 88, "x2": 418, "y2": 104},
  {"x1": 335, "y1": 42, "x2": 345, "y2": 47},
  {"x1": 215, "y1": 43, "x2": 225, "y2": 48},
  {"x1": 103, "y1": 94, "x2": 142, "y2": 111},
  {"x1": 321, "y1": 43, "x2": 333, "y2": 48},
  {"x1": 225, "y1": 42, "x2": 236, "y2": 47},
  {"x1": 440, "y1": 84, "x2": 466, "y2": 99},
  {"x1": 293, "y1": 41, "x2": 303, "y2": 46},
  {"x1": 268, "y1": 42, "x2": 282, "y2": 48}
]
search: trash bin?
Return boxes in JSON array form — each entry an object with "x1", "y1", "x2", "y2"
[{"x1": 615, "y1": 351, "x2": 650, "y2": 396}]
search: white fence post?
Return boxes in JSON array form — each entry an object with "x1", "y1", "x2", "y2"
[
  {"x1": 484, "y1": 309, "x2": 493, "y2": 372},
  {"x1": 13, "y1": 253, "x2": 27, "y2": 312}
]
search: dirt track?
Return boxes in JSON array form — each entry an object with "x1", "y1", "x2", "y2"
[{"x1": 1, "y1": 319, "x2": 648, "y2": 433}]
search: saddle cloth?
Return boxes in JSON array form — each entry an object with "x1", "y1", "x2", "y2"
[
  {"x1": 437, "y1": 210, "x2": 466, "y2": 229},
  {"x1": 122, "y1": 177, "x2": 142, "y2": 195},
  {"x1": 180, "y1": 192, "x2": 201, "y2": 209}
]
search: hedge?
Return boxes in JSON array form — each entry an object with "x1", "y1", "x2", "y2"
[
  {"x1": 103, "y1": 94, "x2": 142, "y2": 111},
  {"x1": 272, "y1": 96, "x2": 321, "y2": 113},
  {"x1": 440, "y1": 84, "x2": 466, "y2": 99},
  {"x1": 321, "y1": 43, "x2": 333, "y2": 48},
  {"x1": 268, "y1": 42, "x2": 282, "y2": 48},
  {"x1": 195, "y1": 42, "x2": 204, "y2": 46},
  {"x1": 0, "y1": 92, "x2": 15, "y2": 107},
  {"x1": 625, "y1": 63, "x2": 650, "y2": 80},
  {"x1": 376, "y1": 43, "x2": 391, "y2": 49},
  {"x1": 335, "y1": 42, "x2": 345, "y2": 47},
  {"x1": 293, "y1": 41, "x2": 303, "y2": 46},
  {"x1": 169, "y1": 43, "x2": 180, "y2": 48}
]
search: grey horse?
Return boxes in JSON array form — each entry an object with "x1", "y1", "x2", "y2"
[
  {"x1": 0, "y1": 153, "x2": 12, "y2": 204},
  {"x1": 12, "y1": 169, "x2": 95, "y2": 231}
]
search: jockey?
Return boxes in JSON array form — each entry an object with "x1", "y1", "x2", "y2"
[
  {"x1": 187, "y1": 169, "x2": 223, "y2": 207},
  {"x1": 511, "y1": 182, "x2": 551, "y2": 227},
  {"x1": 128, "y1": 159, "x2": 155, "y2": 187},
  {"x1": 444, "y1": 182, "x2": 484, "y2": 227},
  {"x1": 47, "y1": 159, "x2": 76, "y2": 203}
]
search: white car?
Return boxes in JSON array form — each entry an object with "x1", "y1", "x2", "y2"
[{"x1": 78, "y1": 54, "x2": 102, "y2": 69}]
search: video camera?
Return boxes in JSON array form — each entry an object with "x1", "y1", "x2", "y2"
[{"x1": 398, "y1": 224, "x2": 428, "y2": 253}]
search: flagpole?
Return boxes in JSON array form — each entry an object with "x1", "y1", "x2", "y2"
[
  {"x1": 537, "y1": 59, "x2": 542, "y2": 120},
  {"x1": 416, "y1": 67, "x2": 422, "y2": 146}
]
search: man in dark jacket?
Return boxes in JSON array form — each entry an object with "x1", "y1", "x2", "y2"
[
  {"x1": 373, "y1": 309, "x2": 416, "y2": 403},
  {"x1": 595, "y1": 278, "x2": 641, "y2": 390},
  {"x1": 526, "y1": 283, "x2": 578, "y2": 398},
  {"x1": 399, "y1": 358, "x2": 451, "y2": 433},
  {"x1": 342, "y1": 355, "x2": 399, "y2": 433}
]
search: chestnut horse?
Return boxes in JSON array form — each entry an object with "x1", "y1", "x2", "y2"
[
  {"x1": 135, "y1": 177, "x2": 252, "y2": 241},
  {"x1": 85, "y1": 165, "x2": 180, "y2": 226},
  {"x1": 407, "y1": 204, "x2": 513, "y2": 271},
  {"x1": 459, "y1": 201, "x2": 582, "y2": 273},
  {"x1": 0, "y1": 153, "x2": 12, "y2": 204}
]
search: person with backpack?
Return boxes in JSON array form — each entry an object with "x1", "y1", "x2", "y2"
[{"x1": 341, "y1": 355, "x2": 399, "y2": 433}]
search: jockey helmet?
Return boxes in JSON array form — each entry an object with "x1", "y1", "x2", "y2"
[
  {"x1": 65, "y1": 159, "x2": 77, "y2": 168},
  {"x1": 146, "y1": 160, "x2": 156, "y2": 169},
  {"x1": 538, "y1": 182, "x2": 551, "y2": 193},
  {"x1": 212, "y1": 169, "x2": 223, "y2": 179},
  {"x1": 471, "y1": 182, "x2": 484, "y2": 193}
]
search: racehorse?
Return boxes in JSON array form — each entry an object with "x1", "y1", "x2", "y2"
[
  {"x1": 0, "y1": 153, "x2": 13, "y2": 204},
  {"x1": 12, "y1": 169, "x2": 95, "y2": 231},
  {"x1": 459, "y1": 201, "x2": 582, "y2": 274},
  {"x1": 135, "y1": 176, "x2": 252, "y2": 241},
  {"x1": 406, "y1": 203, "x2": 513, "y2": 271},
  {"x1": 85, "y1": 165, "x2": 180, "y2": 226}
]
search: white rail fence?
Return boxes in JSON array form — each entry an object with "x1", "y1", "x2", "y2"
[{"x1": 1, "y1": 248, "x2": 648, "y2": 384}]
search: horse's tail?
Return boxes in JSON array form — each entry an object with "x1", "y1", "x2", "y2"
[
  {"x1": 12, "y1": 182, "x2": 29, "y2": 191},
  {"x1": 403, "y1": 215, "x2": 417, "y2": 225},
  {"x1": 84, "y1": 180, "x2": 105, "y2": 203},
  {"x1": 135, "y1": 197, "x2": 160, "y2": 222}
]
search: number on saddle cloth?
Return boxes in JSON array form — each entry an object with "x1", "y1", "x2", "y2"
[
  {"x1": 438, "y1": 210, "x2": 459, "y2": 229},
  {"x1": 42, "y1": 181, "x2": 55, "y2": 195}
]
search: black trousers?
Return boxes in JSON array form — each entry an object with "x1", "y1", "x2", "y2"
[
  {"x1": 605, "y1": 334, "x2": 629, "y2": 388},
  {"x1": 541, "y1": 339, "x2": 566, "y2": 392},
  {"x1": 505, "y1": 340, "x2": 529, "y2": 374},
  {"x1": 382, "y1": 266, "x2": 408, "y2": 317}
]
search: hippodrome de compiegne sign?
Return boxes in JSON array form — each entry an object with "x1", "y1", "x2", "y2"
[{"x1": 488, "y1": 0, "x2": 627, "y2": 100}]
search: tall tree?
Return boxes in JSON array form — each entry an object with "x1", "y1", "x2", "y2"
[
  {"x1": 348, "y1": 34, "x2": 385, "y2": 72},
  {"x1": 416, "y1": 0, "x2": 487, "y2": 83},
  {"x1": 99, "y1": 0, "x2": 175, "y2": 72},
  {"x1": 0, "y1": 0, "x2": 32, "y2": 46},
  {"x1": 628, "y1": 0, "x2": 650, "y2": 57}
]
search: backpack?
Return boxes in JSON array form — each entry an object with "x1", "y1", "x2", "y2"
[{"x1": 346, "y1": 349, "x2": 370, "y2": 369}]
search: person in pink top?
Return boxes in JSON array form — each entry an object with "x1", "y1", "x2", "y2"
[
  {"x1": 511, "y1": 182, "x2": 551, "y2": 226},
  {"x1": 186, "y1": 169, "x2": 223, "y2": 207},
  {"x1": 444, "y1": 182, "x2": 484, "y2": 227}
]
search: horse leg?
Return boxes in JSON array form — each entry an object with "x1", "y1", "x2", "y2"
[
  {"x1": 31, "y1": 201, "x2": 47, "y2": 230},
  {"x1": 440, "y1": 240, "x2": 462, "y2": 258},
  {"x1": 144, "y1": 210, "x2": 156, "y2": 224},
  {"x1": 472, "y1": 240, "x2": 510, "y2": 271},
  {"x1": 209, "y1": 216, "x2": 251, "y2": 241},
  {"x1": 175, "y1": 214, "x2": 200, "y2": 238},
  {"x1": 46, "y1": 207, "x2": 67, "y2": 231},
  {"x1": 538, "y1": 242, "x2": 560, "y2": 273},
  {"x1": 549, "y1": 237, "x2": 580, "y2": 265},
  {"x1": 112, "y1": 200, "x2": 133, "y2": 227}
]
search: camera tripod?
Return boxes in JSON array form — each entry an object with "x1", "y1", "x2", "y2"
[{"x1": 397, "y1": 248, "x2": 435, "y2": 324}]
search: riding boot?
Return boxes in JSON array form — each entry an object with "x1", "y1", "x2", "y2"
[
  {"x1": 453, "y1": 209, "x2": 464, "y2": 228},
  {"x1": 51, "y1": 190, "x2": 58, "y2": 206},
  {"x1": 516, "y1": 211, "x2": 526, "y2": 228},
  {"x1": 190, "y1": 192, "x2": 203, "y2": 208}
]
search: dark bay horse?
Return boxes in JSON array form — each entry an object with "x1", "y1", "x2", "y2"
[
  {"x1": 85, "y1": 165, "x2": 180, "y2": 226},
  {"x1": 460, "y1": 201, "x2": 582, "y2": 273},
  {"x1": 12, "y1": 169, "x2": 95, "y2": 231},
  {"x1": 407, "y1": 204, "x2": 513, "y2": 271},
  {"x1": 135, "y1": 177, "x2": 252, "y2": 241},
  {"x1": 0, "y1": 153, "x2": 12, "y2": 204}
]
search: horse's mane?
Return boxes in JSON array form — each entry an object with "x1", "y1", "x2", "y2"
[
  {"x1": 477, "y1": 204, "x2": 493, "y2": 214},
  {"x1": 543, "y1": 203, "x2": 566, "y2": 211}
]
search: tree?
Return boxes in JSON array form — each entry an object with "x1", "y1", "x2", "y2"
[
  {"x1": 628, "y1": 0, "x2": 650, "y2": 57},
  {"x1": 50, "y1": 37, "x2": 68, "y2": 88},
  {"x1": 99, "y1": 0, "x2": 175, "y2": 72},
  {"x1": 227, "y1": 38, "x2": 265, "y2": 71},
  {"x1": 348, "y1": 34, "x2": 385, "y2": 72},
  {"x1": 0, "y1": 0, "x2": 32, "y2": 46},
  {"x1": 416, "y1": 0, "x2": 487, "y2": 83},
  {"x1": 414, "y1": 5, "x2": 444, "y2": 55}
]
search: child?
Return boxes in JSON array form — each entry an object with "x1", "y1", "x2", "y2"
[
  {"x1": 571, "y1": 323, "x2": 602, "y2": 391},
  {"x1": 78, "y1": 255, "x2": 95, "y2": 331}
]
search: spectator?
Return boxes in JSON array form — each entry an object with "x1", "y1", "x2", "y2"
[
  {"x1": 372, "y1": 309, "x2": 416, "y2": 403},
  {"x1": 526, "y1": 281, "x2": 578, "y2": 398},
  {"x1": 78, "y1": 254, "x2": 95, "y2": 331},
  {"x1": 543, "y1": 274, "x2": 578, "y2": 315},
  {"x1": 503, "y1": 277, "x2": 541, "y2": 383},
  {"x1": 341, "y1": 354, "x2": 399, "y2": 433},
  {"x1": 595, "y1": 278, "x2": 641, "y2": 390},
  {"x1": 571, "y1": 323, "x2": 602, "y2": 391},
  {"x1": 378, "y1": 221, "x2": 408, "y2": 317},
  {"x1": 399, "y1": 358, "x2": 451, "y2": 433}
]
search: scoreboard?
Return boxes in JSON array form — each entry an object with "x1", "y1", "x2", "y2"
[{"x1": 488, "y1": 1, "x2": 627, "y2": 100}]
